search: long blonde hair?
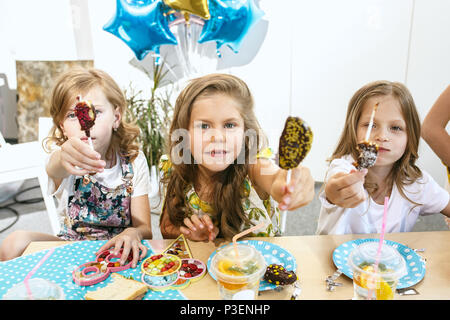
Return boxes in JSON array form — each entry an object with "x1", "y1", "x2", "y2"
[
  {"x1": 331, "y1": 80, "x2": 422, "y2": 201},
  {"x1": 162, "y1": 73, "x2": 267, "y2": 239},
  {"x1": 44, "y1": 67, "x2": 140, "y2": 162}
]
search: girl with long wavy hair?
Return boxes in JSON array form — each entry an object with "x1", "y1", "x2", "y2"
[
  {"x1": 317, "y1": 80, "x2": 450, "y2": 235},
  {"x1": 0, "y1": 68, "x2": 152, "y2": 266},
  {"x1": 159, "y1": 73, "x2": 314, "y2": 241}
]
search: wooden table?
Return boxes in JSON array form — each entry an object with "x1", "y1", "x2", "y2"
[{"x1": 23, "y1": 231, "x2": 450, "y2": 300}]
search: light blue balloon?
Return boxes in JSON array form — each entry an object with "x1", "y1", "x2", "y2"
[
  {"x1": 103, "y1": 0, "x2": 177, "y2": 60},
  {"x1": 198, "y1": 0, "x2": 264, "y2": 55}
]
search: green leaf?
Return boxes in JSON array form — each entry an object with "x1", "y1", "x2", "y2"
[{"x1": 124, "y1": 57, "x2": 174, "y2": 169}]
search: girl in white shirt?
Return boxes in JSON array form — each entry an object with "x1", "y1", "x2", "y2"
[
  {"x1": 317, "y1": 80, "x2": 450, "y2": 235},
  {"x1": 0, "y1": 68, "x2": 152, "y2": 266}
]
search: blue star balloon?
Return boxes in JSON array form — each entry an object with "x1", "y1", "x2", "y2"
[
  {"x1": 103, "y1": 0, "x2": 178, "y2": 60},
  {"x1": 198, "y1": 0, "x2": 264, "y2": 55}
]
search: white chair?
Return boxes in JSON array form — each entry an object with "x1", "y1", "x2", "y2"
[
  {"x1": 38, "y1": 117, "x2": 60, "y2": 235},
  {"x1": 0, "y1": 117, "x2": 60, "y2": 235}
]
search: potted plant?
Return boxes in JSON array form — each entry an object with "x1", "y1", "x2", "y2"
[{"x1": 125, "y1": 58, "x2": 175, "y2": 214}]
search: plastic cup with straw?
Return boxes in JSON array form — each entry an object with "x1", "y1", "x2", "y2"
[
  {"x1": 232, "y1": 222, "x2": 266, "y2": 266},
  {"x1": 349, "y1": 196, "x2": 406, "y2": 300},
  {"x1": 210, "y1": 222, "x2": 267, "y2": 299},
  {"x1": 367, "y1": 196, "x2": 389, "y2": 300}
]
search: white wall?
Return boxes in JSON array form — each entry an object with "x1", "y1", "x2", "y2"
[
  {"x1": 0, "y1": 0, "x2": 78, "y2": 88},
  {"x1": 0, "y1": 0, "x2": 449, "y2": 186}
]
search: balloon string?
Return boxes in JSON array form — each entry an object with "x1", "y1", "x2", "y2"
[
  {"x1": 288, "y1": 27, "x2": 293, "y2": 115},
  {"x1": 184, "y1": 21, "x2": 192, "y2": 75},
  {"x1": 170, "y1": 23, "x2": 188, "y2": 78},
  {"x1": 168, "y1": 16, "x2": 217, "y2": 79}
]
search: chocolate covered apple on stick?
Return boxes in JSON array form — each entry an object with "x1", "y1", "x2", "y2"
[
  {"x1": 278, "y1": 116, "x2": 313, "y2": 233},
  {"x1": 75, "y1": 95, "x2": 96, "y2": 150},
  {"x1": 74, "y1": 95, "x2": 97, "y2": 178},
  {"x1": 353, "y1": 103, "x2": 379, "y2": 170}
]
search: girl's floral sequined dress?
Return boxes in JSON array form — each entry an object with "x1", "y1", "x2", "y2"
[
  {"x1": 58, "y1": 155, "x2": 134, "y2": 240},
  {"x1": 159, "y1": 150, "x2": 281, "y2": 237}
]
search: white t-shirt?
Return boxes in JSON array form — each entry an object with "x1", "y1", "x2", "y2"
[
  {"x1": 316, "y1": 155, "x2": 449, "y2": 235},
  {"x1": 46, "y1": 149, "x2": 150, "y2": 232}
]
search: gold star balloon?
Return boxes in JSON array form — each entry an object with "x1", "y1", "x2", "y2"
[{"x1": 163, "y1": 0, "x2": 210, "y2": 19}]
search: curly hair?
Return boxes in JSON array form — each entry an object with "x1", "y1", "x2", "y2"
[{"x1": 44, "y1": 67, "x2": 140, "y2": 162}]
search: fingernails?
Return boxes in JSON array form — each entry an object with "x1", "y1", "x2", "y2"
[{"x1": 288, "y1": 186, "x2": 294, "y2": 193}]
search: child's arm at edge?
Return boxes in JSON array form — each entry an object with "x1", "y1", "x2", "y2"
[{"x1": 441, "y1": 199, "x2": 450, "y2": 218}]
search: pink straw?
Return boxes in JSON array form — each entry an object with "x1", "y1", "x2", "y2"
[
  {"x1": 374, "y1": 196, "x2": 389, "y2": 268},
  {"x1": 232, "y1": 222, "x2": 265, "y2": 266},
  {"x1": 23, "y1": 248, "x2": 55, "y2": 300},
  {"x1": 368, "y1": 196, "x2": 389, "y2": 299}
]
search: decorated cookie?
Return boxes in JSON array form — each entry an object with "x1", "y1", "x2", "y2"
[{"x1": 263, "y1": 264, "x2": 297, "y2": 286}]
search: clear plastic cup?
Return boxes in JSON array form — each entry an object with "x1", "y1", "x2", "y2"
[
  {"x1": 2, "y1": 278, "x2": 65, "y2": 300},
  {"x1": 210, "y1": 244, "x2": 266, "y2": 300},
  {"x1": 348, "y1": 242, "x2": 407, "y2": 300}
]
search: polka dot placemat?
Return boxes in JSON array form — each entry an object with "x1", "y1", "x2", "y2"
[
  {"x1": 332, "y1": 238, "x2": 426, "y2": 289},
  {"x1": 0, "y1": 240, "x2": 186, "y2": 300}
]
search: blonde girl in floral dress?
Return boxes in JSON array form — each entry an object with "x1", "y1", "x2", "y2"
[
  {"x1": 0, "y1": 68, "x2": 152, "y2": 266},
  {"x1": 159, "y1": 73, "x2": 315, "y2": 241}
]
